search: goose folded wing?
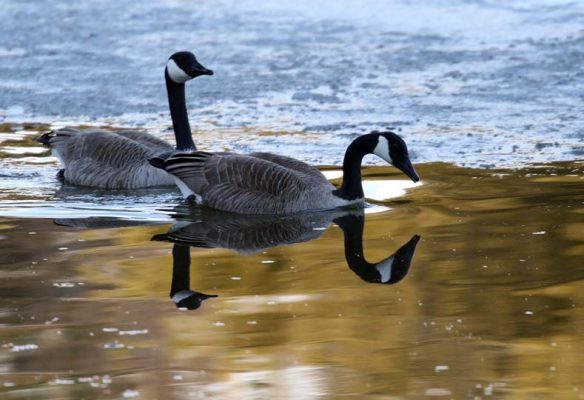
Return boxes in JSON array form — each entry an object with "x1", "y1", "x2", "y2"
[
  {"x1": 249, "y1": 152, "x2": 327, "y2": 183},
  {"x1": 160, "y1": 152, "x2": 313, "y2": 212},
  {"x1": 48, "y1": 129, "x2": 160, "y2": 167}
]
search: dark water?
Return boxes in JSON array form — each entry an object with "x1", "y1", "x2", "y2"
[{"x1": 1, "y1": 149, "x2": 583, "y2": 398}]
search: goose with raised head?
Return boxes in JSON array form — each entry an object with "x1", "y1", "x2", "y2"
[
  {"x1": 37, "y1": 51, "x2": 213, "y2": 189},
  {"x1": 149, "y1": 131, "x2": 419, "y2": 215}
]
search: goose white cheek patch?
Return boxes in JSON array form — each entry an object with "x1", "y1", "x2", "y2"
[
  {"x1": 373, "y1": 136, "x2": 392, "y2": 164},
  {"x1": 167, "y1": 59, "x2": 191, "y2": 83}
]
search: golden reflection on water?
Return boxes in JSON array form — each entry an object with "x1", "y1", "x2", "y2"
[{"x1": 0, "y1": 161, "x2": 583, "y2": 399}]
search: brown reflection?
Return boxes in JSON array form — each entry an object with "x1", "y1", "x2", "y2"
[{"x1": 52, "y1": 208, "x2": 420, "y2": 315}]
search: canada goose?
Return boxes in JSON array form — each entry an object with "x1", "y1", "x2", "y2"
[
  {"x1": 37, "y1": 51, "x2": 213, "y2": 189},
  {"x1": 149, "y1": 131, "x2": 419, "y2": 214},
  {"x1": 152, "y1": 208, "x2": 421, "y2": 284}
]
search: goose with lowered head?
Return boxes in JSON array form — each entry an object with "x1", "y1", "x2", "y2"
[
  {"x1": 37, "y1": 51, "x2": 213, "y2": 189},
  {"x1": 149, "y1": 131, "x2": 419, "y2": 215}
]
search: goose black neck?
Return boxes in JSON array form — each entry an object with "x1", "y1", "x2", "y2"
[
  {"x1": 333, "y1": 137, "x2": 370, "y2": 200},
  {"x1": 171, "y1": 244, "x2": 191, "y2": 296},
  {"x1": 165, "y1": 70, "x2": 196, "y2": 151}
]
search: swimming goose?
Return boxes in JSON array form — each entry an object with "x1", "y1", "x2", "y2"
[
  {"x1": 37, "y1": 51, "x2": 213, "y2": 189},
  {"x1": 149, "y1": 131, "x2": 419, "y2": 214}
]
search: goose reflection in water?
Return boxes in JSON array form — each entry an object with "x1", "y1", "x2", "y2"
[
  {"x1": 170, "y1": 244, "x2": 217, "y2": 310},
  {"x1": 153, "y1": 208, "x2": 421, "y2": 285},
  {"x1": 54, "y1": 208, "x2": 420, "y2": 311}
]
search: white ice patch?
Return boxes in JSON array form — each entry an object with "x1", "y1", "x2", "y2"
[
  {"x1": 166, "y1": 59, "x2": 191, "y2": 83},
  {"x1": 376, "y1": 256, "x2": 394, "y2": 283},
  {"x1": 373, "y1": 135, "x2": 392, "y2": 164}
]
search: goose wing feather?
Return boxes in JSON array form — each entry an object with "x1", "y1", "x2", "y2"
[
  {"x1": 59, "y1": 130, "x2": 159, "y2": 166},
  {"x1": 47, "y1": 129, "x2": 173, "y2": 188},
  {"x1": 163, "y1": 151, "x2": 331, "y2": 214},
  {"x1": 115, "y1": 130, "x2": 173, "y2": 150},
  {"x1": 249, "y1": 152, "x2": 327, "y2": 183},
  {"x1": 47, "y1": 128, "x2": 171, "y2": 164}
]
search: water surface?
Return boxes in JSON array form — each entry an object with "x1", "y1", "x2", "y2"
[
  {"x1": 1, "y1": 1, "x2": 584, "y2": 398},
  {"x1": 1, "y1": 138, "x2": 582, "y2": 398}
]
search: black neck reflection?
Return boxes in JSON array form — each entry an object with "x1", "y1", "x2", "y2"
[
  {"x1": 334, "y1": 214, "x2": 421, "y2": 284},
  {"x1": 170, "y1": 244, "x2": 217, "y2": 310}
]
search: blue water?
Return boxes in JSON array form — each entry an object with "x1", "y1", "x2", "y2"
[{"x1": 1, "y1": 0, "x2": 583, "y2": 167}]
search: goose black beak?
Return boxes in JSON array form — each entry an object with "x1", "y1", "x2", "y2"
[
  {"x1": 37, "y1": 131, "x2": 53, "y2": 145},
  {"x1": 395, "y1": 234, "x2": 421, "y2": 262},
  {"x1": 382, "y1": 234, "x2": 421, "y2": 284},
  {"x1": 398, "y1": 160, "x2": 420, "y2": 183},
  {"x1": 188, "y1": 60, "x2": 214, "y2": 77}
]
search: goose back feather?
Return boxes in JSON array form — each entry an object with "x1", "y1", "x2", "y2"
[
  {"x1": 157, "y1": 151, "x2": 351, "y2": 214},
  {"x1": 248, "y1": 152, "x2": 328, "y2": 184},
  {"x1": 41, "y1": 128, "x2": 174, "y2": 189}
]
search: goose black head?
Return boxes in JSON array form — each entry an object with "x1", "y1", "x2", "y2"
[
  {"x1": 370, "y1": 131, "x2": 420, "y2": 182},
  {"x1": 166, "y1": 51, "x2": 214, "y2": 83}
]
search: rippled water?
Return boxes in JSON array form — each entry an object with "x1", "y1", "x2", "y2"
[
  {"x1": 1, "y1": 0, "x2": 584, "y2": 166},
  {"x1": 1, "y1": 124, "x2": 583, "y2": 398},
  {"x1": 1, "y1": 1, "x2": 584, "y2": 398}
]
